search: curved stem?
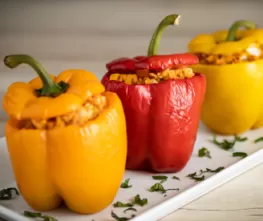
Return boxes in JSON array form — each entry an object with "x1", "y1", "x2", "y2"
[
  {"x1": 4, "y1": 55, "x2": 69, "y2": 97},
  {"x1": 147, "y1": 14, "x2": 181, "y2": 56},
  {"x1": 225, "y1": 20, "x2": 256, "y2": 41}
]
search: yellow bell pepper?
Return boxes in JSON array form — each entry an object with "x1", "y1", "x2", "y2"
[
  {"x1": 2, "y1": 55, "x2": 127, "y2": 214},
  {"x1": 188, "y1": 20, "x2": 263, "y2": 135}
]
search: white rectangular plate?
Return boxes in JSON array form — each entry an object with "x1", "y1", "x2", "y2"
[{"x1": 0, "y1": 123, "x2": 262, "y2": 221}]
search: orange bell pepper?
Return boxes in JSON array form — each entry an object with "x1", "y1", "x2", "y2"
[{"x1": 2, "y1": 55, "x2": 127, "y2": 214}]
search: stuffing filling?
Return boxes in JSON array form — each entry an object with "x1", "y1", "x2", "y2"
[
  {"x1": 109, "y1": 67, "x2": 195, "y2": 85},
  {"x1": 195, "y1": 44, "x2": 263, "y2": 65},
  {"x1": 18, "y1": 94, "x2": 107, "y2": 130}
]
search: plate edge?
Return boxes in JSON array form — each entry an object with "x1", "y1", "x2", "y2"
[{"x1": 131, "y1": 149, "x2": 263, "y2": 221}]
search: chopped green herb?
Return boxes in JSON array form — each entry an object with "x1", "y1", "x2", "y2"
[
  {"x1": 201, "y1": 167, "x2": 225, "y2": 174},
  {"x1": 124, "y1": 208, "x2": 137, "y2": 213},
  {"x1": 149, "y1": 183, "x2": 179, "y2": 194},
  {"x1": 211, "y1": 135, "x2": 236, "y2": 150},
  {"x1": 0, "y1": 187, "x2": 19, "y2": 200},
  {"x1": 113, "y1": 201, "x2": 133, "y2": 208},
  {"x1": 234, "y1": 135, "x2": 248, "y2": 142},
  {"x1": 254, "y1": 137, "x2": 263, "y2": 143},
  {"x1": 152, "y1": 175, "x2": 168, "y2": 183},
  {"x1": 24, "y1": 211, "x2": 57, "y2": 221},
  {"x1": 113, "y1": 195, "x2": 147, "y2": 208},
  {"x1": 187, "y1": 167, "x2": 225, "y2": 182},
  {"x1": 24, "y1": 211, "x2": 42, "y2": 218},
  {"x1": 111, "y1": 211, "x2": 135, "y2": 221},
  {"x1": 149, "y1": 182, "x2": 166, "y2": 193},
  {"x1": 212, "y1": 135, "x2": 248, "y2": 151},
  {"x1": 152, "y1": 175, "x2": 168, "y2": 180},
  {"x1": 187, "y1": 172, "x2": 205, "y2": 182},
  {"x1": 232, "y1": 152, "x2": 248, "y2": 159},
  {"x1": 120, "y1": 178, "x2": 132, "y2": 188},
  {"x1": 172, "y1": 176, "x2": 180, "y2": 180},
  {"x1": 198, "y1": 147, "x2": 211, "y2": 159},
  {"x1": 133, "y1": 194, "x2": 148, "y2": 206}
]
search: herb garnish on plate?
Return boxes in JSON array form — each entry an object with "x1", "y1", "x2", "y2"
[
  {"x1": 0, "y1": 187, "x2": 19, "y2": 200},
  {"x1": 211, "y1": 135, "x2": 247, "y2": 151},
  {"x1": 172, "y1": 176, "x2": 180, "y2": 180},
  {"x1": 120, "y1": 178, "x2": 132, "y2": 188},
  {"x1": 234, "y1": 135, "x2": 248, "y2": 142},
  {"x1": 113, "y1": 201, "x2": 133, "y2": 208},
  {"x1": 149, "y1": 182, "x2": 179, "y2": 194},
  {"x1": 134, "y1": 194, "x2": 148, "y2": 206},
  {"x1": 254, "y1": 137, "x2": 263, "y2": 143},
  {"x1": 198, "y1": 147, "x2": 211, "y2": 159},
  {"x1": 201, "y1": 167, "x2": 225, "y2": 173},
  {"x1": 113, "y1": 194, "x2": 148, "y2": 208},
  {"x1": 232, "y1": 152, "x2": 248, "y2": 158},
  {"x1": 149, "y1": 183, "x2": 166, "y2": 193},
  {"x1": 212, "y1": 135, "x2": 236, "y2": 150},
  {"x1": 187, "y1": 173, "x2": 205, "y2": 182},
  {"x1": 24, "y1": 211, "x2": 57, "y2": 221},
  {"x1": 187, "y1": 166, "x2": 225, "y2": 182},
  {"x1": 152, "y1": 175, "x2": 168, "y2": 183}
]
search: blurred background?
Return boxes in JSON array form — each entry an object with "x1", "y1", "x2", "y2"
[{"x1": 0, "y1": 0, "x2": 262, "y2": 135}]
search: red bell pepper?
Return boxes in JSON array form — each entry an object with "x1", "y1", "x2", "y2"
[{"x1": 102, "y1": 14, "x2": 206, "y2": 172}]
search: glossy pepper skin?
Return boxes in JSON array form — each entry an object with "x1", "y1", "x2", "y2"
[
  {"x1": 102, "y1": 14, "x2": 206, "y2": 172},
  {"x1": 188, "y1": 20, "x2": 263, "y2": 135},
  {"x1": 3, "y1": 55, "x2": 127, "y2": 214}
]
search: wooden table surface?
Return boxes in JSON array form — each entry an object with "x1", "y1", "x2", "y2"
[{"x1": 0, "y1": 1, "x2": 263, "y2": 220}]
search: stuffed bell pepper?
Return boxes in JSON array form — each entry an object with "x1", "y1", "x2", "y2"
[
  {"x1": 188, "y1": 20, "x2": 263, "y2": 135},
  {"x1": 2, "y1": 55, "x2": 127, "y2": 214},
  {"x1": 102, "y1": 14, "x2": 206, "y2": 173}
]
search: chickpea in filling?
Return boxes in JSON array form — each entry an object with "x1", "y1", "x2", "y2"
[
  {"x1": 195, "y1": 43, "x2": 263, "y2": 65},
  {"x1": 18, "y1": 94, "x2": 108, "y2": 130},
  {"x1": 109, "y1": 67, "x2": 195, "y2": 85}
]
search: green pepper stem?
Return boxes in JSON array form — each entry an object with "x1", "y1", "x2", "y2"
[
  {"x1": 147, "y1": 14, "x2": 181, "y2": 56},
  {"x1": 4, "y1": 55, "x2": 68, "y2": 97},
  {"x1": 225, "y1": 20, "x2": 256, "y2": 41}
]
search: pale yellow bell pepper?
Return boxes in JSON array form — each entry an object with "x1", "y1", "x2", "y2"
[{"x1": 188, "y1": 20, "x2": 263, "y2": 135}]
